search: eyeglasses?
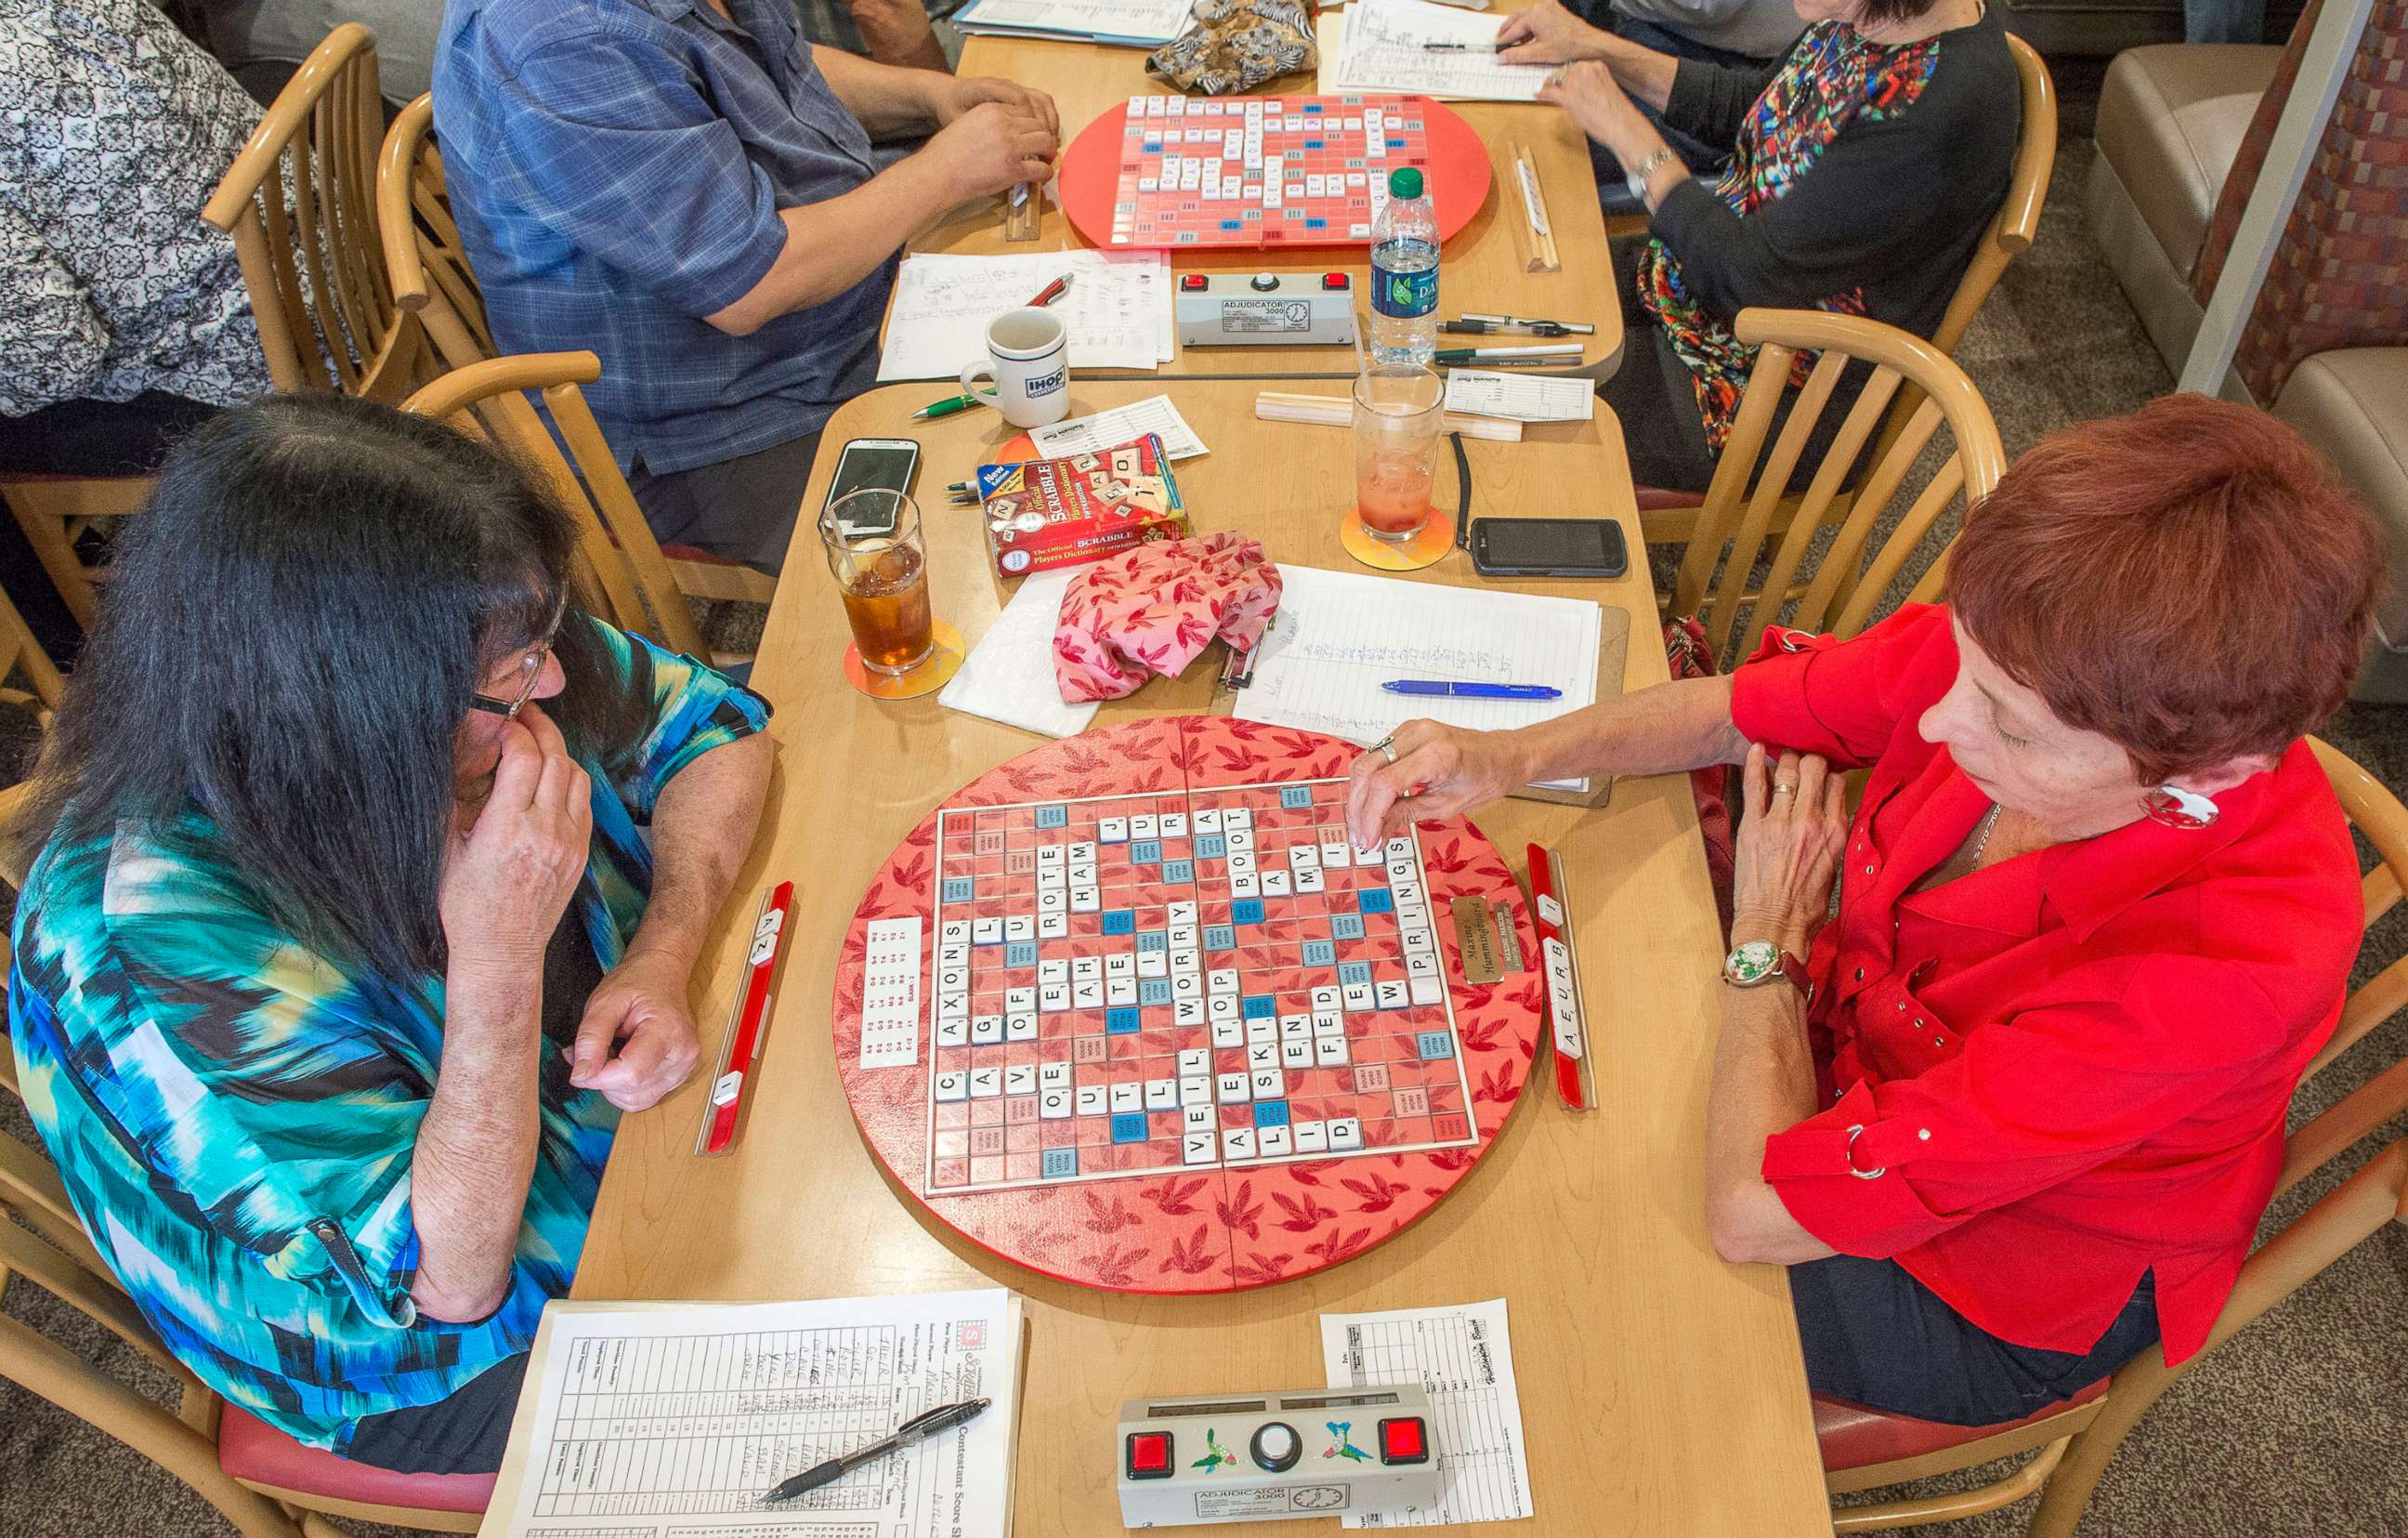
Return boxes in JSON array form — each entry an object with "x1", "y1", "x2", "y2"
[{"x1": 469, "y1": 606, "x2": 567, "y2": 721}]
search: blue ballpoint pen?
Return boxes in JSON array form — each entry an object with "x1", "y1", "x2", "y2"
[{"x1": 1381, "y1": 680, "x2": 1564, "y2": 700}]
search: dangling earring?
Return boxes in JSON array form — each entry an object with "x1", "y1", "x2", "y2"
[{"x1": 2144, "y1": 784, "x2": 2219, "y2": 830}]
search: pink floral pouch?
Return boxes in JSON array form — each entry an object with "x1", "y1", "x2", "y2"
[{"x1": 1054, "y1": 532, "x2": 1283, "y2": 703}]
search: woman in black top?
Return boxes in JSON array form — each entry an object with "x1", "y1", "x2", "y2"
[{"x1": 1498, "y1": 0, "x2": 2020, "y2": 492}]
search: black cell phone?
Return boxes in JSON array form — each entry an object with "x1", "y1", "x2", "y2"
[
  {"x1": 823, "y1": 437, "x2": 922, "y2": 534},
  {"x1": 1468, "y1": 517, "x2": 1629, "y2": 579}
]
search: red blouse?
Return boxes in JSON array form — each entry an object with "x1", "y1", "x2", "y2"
[{"x1": 1730, "y1": 604, "x2": 2360, "y2": 1365}]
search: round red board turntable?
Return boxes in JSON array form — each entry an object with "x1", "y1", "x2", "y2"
[
  {"x1": 833, "y1": 716, "x2": 1542, "y2": 1293},
  {"x1": 1056, "y1": 94, "x2": 1493, "y2": 251}
]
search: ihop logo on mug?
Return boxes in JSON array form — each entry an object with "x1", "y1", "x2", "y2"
[{"x1": 962, "y1": 307, "x2": 1073, "y2": 428}]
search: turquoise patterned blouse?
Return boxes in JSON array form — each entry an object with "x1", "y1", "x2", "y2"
[{"x1": 7, "y1": 614, "x2": 768, "y2": 1453}]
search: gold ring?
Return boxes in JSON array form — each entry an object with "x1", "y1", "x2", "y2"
[{"x1": 1772, "y1": 782, "x2": 1797, "y2": 796}]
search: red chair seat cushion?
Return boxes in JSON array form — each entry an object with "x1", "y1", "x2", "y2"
[
  {"x1": 1813, "y1": 1376, "x2": 2109, "y2": 1472},
  {"x1": 217, "y1": 1404, "x2": 494, "y2": 1515},
  {"x1": 1632, "y1": 484, "x2": 1700, "y2": 513}
]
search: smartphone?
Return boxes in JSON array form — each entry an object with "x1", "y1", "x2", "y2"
[
  {"x1": 1469, "y1": 517, "x2": 1629, "y2": 579},
  {"x1": 823, "y1": 438, "x2": 922, "y2": 534}
]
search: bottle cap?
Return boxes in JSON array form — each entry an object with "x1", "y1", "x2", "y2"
[{"x1": 1387, "y1": 166, "x2": 1423, "y2": 200}]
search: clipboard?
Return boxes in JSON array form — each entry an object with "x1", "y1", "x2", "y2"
[{"x1": 1510, "y1": 602, "x2": 1630, "y2": 811}]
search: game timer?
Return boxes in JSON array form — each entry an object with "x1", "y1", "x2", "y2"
[
  {"x1": 1117, "y1": 1385, "x2": 1443, "y2": 1527},
  {"x1": 833, "y1": 716, "x2": 1545, "y2": 1294}
]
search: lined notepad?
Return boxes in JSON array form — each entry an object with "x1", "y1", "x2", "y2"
[
  {"x1": 1444, "y1": 369, "x2": 1595, "y2": 423},
  {"x1": 1233, "y1": 565, "x2": 1603, "y2": 791},
  {"x1": 877, "y1": 251, "x2": 1174, "y2": 381},
  {"x1": 1318, "y1": 0, "x2": 1554, "y2": 101},
  {"x1": 1321, "y1": 1298, "x2": 1535, "y2": 1527},
  {"x1": 1027, "y1": 394, "x2": 1209, "y2": 461}
]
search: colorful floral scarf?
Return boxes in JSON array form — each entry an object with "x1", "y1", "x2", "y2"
[{"x1": 1635, "y1": 22, "x2": 1943, "y2": 449}]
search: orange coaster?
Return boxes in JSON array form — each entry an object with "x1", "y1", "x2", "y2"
[
  {"x1": 842, "y1": 620, "x2": 966, "y2": 700},
  {"x1": 1341, "y1": 508, "x2": 1459, "y2": 572}
]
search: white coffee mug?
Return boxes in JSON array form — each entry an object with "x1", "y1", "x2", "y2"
[{"x1": 961, "y1": 308, "x2": 1071, "y2": 428}]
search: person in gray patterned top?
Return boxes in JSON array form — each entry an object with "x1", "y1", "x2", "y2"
[{"x1": 0, "y1": 0, "x2": 274, "y2": 477}]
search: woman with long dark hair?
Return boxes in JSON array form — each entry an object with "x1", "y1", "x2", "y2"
[{"x1": 7, "y1": 394, "x2": 773, "y2": 1474}]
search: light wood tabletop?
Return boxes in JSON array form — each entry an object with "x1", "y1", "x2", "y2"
[
  {"x1": 569, "y1": 380, "x2": 1832, "y2": 1535},
  {"x1": 890, "y1": 33, "x2": 1627, "y2": 381}
]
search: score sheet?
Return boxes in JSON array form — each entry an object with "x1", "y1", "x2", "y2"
[
  {"x1": 478, "y1": 1290, "x2": 1025, "y2": 1538},
  {"x1": 1319, "y1": 1297, "x2": 1535, "y2": 1527}
]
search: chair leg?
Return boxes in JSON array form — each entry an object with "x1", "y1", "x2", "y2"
[
  {"x1": 2, "y1": 492, "x2": 99, "y2": 627},
  {"x1": 2025, "y1": 1352, "x2": 2179, "y2": 1537}
]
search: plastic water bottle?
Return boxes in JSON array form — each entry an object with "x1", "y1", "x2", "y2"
[{"x1": 1368, "y1": 166, "x2": 1439, "y2": 368}]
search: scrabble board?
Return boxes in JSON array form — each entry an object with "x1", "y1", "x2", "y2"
[
  {"x1": 834, "y1": 716, "x2": 1542, "y2": 1294},
  {"x1": 1057, "y1": 94, "x2": 1492, "y2": 252}
]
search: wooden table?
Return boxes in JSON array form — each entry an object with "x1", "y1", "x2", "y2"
[
  {"x1": 890, "y1": 34, "x2": 1626, "y2": 381},
  {"x1": 570, "y1": 381, "x2": 1831, "y2": 1536}
]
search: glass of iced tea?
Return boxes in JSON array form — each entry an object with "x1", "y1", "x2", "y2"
[
  {"x1": 822, "y1": 489, "x2": 935, "y2": 675},
  {"x1": 1351, "y1": 366, "x2": 1444, "y2": 543}
]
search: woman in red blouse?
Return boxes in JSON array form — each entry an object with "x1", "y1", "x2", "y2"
[{"x1": 1342, "y1": 395, "x2": 2386, "y2": 1426}]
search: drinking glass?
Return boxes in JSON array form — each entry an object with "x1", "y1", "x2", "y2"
[
  {"x1": 822, "y1": 489, "x2": 935, "y2": 676},
  {"x1": 1352, "y1": 366, "x2": 1444, "y2": 543}
]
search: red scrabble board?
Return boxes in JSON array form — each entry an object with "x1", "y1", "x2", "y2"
[
  {"x1": 1057, "y1": 93, "x2": 1492, "y2": 251},
  {"x1": 832, "y1": 716, "x2": 1542, "y2": 1293}
]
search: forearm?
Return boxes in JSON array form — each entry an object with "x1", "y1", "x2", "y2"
[
  {"x1": 1503, "y1": 673, "x2": 1747, "y2": 785},
  {"x1": 623, "y1": 734, "x2": 775, "y2": 974},
  {"x1": 1704, "y1": 982, "x2": 1832, "y2": 1264},
  {"x1": 849, "y1": 0, "x2": 949, "y2": 71},
  {"x1": 1601, "y1": 33, "x2": 1682, "y2": 112},
  {"x1": 412, "y1": 961, "x2": 543, "y2": 1321},
  {"x1": 812, "y1": 46, "x2": 945, "y2": 134},
  {"x1": 708, "y1": 157, "x2": 952, "y2": 333}
]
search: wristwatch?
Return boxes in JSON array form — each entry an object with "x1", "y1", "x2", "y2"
[
  {"x1": 1722, "y1": 940, "x2": 1812, "y2": 999},
  {"x1": 1626, "y1": 145, "x2": 1681, "y2": 203}
]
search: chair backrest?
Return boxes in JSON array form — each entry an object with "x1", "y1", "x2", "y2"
[
  {"x1": 0, "y1": 585, "x2": 64, "y2": 889},
  {"x1": 200, "y1": 24, "x2": 425, "y2": 402},
  {"x1": 400, "y1": 353, "x2": 713, "y2": 660},
  {"x1": 377, "y1": 93, "x2": 496, "y2": 375},
  {"x1": 1834, "y1": 36, "x2": 2055, "y2": 519},
  {"x1": 1671, "y1": 309, "x2": 2008, "y2": 664}
]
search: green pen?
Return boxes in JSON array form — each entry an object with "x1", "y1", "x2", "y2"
[{"x1": 911, "y1": 393, "x2": 984, "y2": 421}]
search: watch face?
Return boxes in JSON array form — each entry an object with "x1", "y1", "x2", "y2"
[{"x1": 1724, "y1": 940, "x2": 1777, "y2": 985}]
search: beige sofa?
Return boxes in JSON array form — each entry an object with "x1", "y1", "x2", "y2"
[{"x1": 2089, "y1": 46, "x2": 2408, "y2": 701}]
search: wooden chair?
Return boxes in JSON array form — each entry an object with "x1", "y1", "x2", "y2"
[
  {"x1": 1819, "y1": 736, "x2": 2408, "y2": 1534},
  {"x1": 0, "y1": 583, "x2": 64, "y2": 887},
  {"x1": 1640, "y1": 33, "x2": 2056, "y2": 548},
  {"x1": 401, "y1": 353, "x2": 733, "y2": 664},
  {"x1": 376, "y1": 94, "x2": 493, "y2": 375},
  {"x1": 1671, "y1": 309, "x2": 2007, "y2": 666},
  {"x1": 1, "y1": 478, "x2": 149, "y2": 630},
  {"x1": 201, "y1": 23, "x2": 426, "y2": 402}
]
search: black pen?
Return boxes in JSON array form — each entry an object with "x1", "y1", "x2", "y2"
[
  {"x1": 1446, "y1": 312, "x2": 1597, "y2": 336},
  {"x1": 763, "y1": 1397, "x2": 992, "y2": 1503}
]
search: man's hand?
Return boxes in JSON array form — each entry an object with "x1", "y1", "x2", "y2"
[
  {"x1": 570, "y1": 948, "x2": 703, "y2": 1112},
  {"x1": 440, "y1": 703, "x2": 592, "y2": 968},
  {"x1": 1495, "y1": 0, "x2": 1613, "y2": 63},
  {"x1": 1730, "y1": 745, "x2": 1850, "y2": 955},
  {"x1": 1343, "y1": 720, "x2": 1530, "y2": 853},
  {"x1": 919, "y1": 99, "x2": 1061, "y2": 202},
  {"x1": 934, "y1": 75, "x2": 1061, "y2": 142}
]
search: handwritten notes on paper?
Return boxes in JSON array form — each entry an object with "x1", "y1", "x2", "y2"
[
  {"x1": 1027, "y1": 394, "x2": 1210, "y2": 461},
  {"x1": 1443, "y1": 369, "x2": 1595, "y2": 423},
  {"x1": 1320, "y1": 1298, "x2": 1536, "y2": 1527},
  {"x1": 481, "y1": 1291, "x2": 1024, "y2": 1538},
  {"x1": 877, "y1": 251, "x2": 1173, "y2": 381},
  {"x1": 857, "y1": 916, "x2": 923, "y2": 1069},
  {"x1": 954, "y1": 0, "x2": 1196, "y2": 44},
  {"x1": 1319, "y1": 0, "x2": 1553, "y2": 101}
]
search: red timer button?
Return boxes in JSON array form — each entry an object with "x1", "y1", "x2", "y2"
[
  {"x1": 1378, "y1": 1416, "x2": 1430, "y2": 1466},
  {"x1": 1179, "y1": 274, "x2": 1209, "y2": 291},
  {"x1": 1126, "y1": 1430, "x2": 1173, "y2": 1479},
  {"x1": 1322, "y1": 272, "x2": 1351, "y2": 290}
]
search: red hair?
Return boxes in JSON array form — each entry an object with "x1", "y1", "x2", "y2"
[{"x1": 1944, "y1": 394, "x2": 2385, "y2": 784}]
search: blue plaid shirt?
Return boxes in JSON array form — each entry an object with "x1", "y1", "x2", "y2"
[{"x1": 433, "y1": 0, "x2": 894, "y2": 473}]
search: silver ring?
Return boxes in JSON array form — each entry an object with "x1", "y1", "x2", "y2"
[{"x1": 1374, "y1": 738, "x2": 1400, "y2": 765}]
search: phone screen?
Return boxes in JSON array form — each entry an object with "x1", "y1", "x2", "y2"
[
  {"x1": 1477, "y1": 518, "x2": 1627, "y2": 574},
  {"x1": 827, "y1": 441, "x2": 920, "y2": 532}
]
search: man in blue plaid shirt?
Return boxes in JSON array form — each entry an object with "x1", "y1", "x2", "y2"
[{"x1": 434, "y1": 0, "x2": 1057, "y2": 573}]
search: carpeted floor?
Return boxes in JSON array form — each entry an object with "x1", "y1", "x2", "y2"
[{"x1": 4, "y1": 55, "x2": 2405, "y2": 1538}]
